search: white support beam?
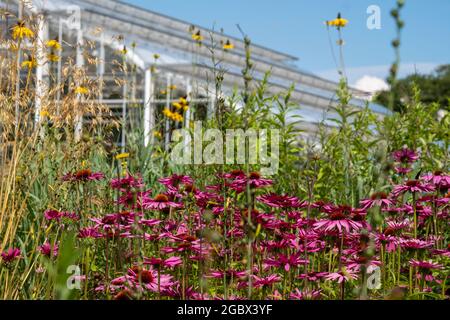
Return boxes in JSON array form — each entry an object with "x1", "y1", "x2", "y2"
[
  {"x1": 143, "y1": 68, "x2": 153, "y2": 147},
  {"x1": 74, "y1": 28, "x2": 84, "y2": 142},
  {"x1": 164, "y1": 73, "x2": 172, "y2": 151},
  {"x1": 56, "y1": 18, "x2": 63, "y2": 106},
  {"x1": 121, "y1": 76, "x2": 127, "y2": 152},
  {"x1": 34, "y1": 15, "x2": 48, "y2": 125},
  {"x1": 184, "y1": 77, "x2": 192, "y2": 130}
]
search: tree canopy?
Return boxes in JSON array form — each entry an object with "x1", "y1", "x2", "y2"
[{"x1": 375, "y1": 64, "x2": 450, "y2": 112}]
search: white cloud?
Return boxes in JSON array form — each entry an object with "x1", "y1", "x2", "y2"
[{"x1": 354, "y1": 75, "x2": 389, "y2": 93}]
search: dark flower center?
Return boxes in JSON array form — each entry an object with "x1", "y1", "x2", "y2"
[
  {"x1": 154, "y1": 194, "x2": 169, "y2": 202},
  {"x1": 138, "y1": 270, "x2": 154, "y2": 284},
  {"x1": 370, "y1": 192, "x2": 388, "y2": 200},
  {"x1": 433, "y1": 170, "x2": 443, "y2": 176},
  {"x1": 75, "y1": 169, "x2": 92, "y2": 180},
  {"x1": 184, "y1": 184, "x2": 196, "y2": 193},
  {"x1": 230, "y1": 169, "x2": 245, "y2": 176},
  {"x1": 249, "y1": 172, "x2": 261, "y2": 180},
  {"x1": 406, "y1": 180, "x2": 419, "y2": 187},
  {"x1": 114, "y1": 289, "x2": 132, "y2": 300},
  {"x1": 330, "y1": 212, "x2": 346, "y2": 220}
]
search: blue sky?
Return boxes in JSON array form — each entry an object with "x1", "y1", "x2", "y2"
[{"x1": 123, "y1": 0, "x2": 450, "y2": 87}]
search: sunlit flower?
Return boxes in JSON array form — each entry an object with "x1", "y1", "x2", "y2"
[
  {"x1": 325, "y1": 269, "x2": 358, "y2": 283},
  {"x1": 47, "y1": 53, "x2": 60, "y2": 62},
  {"x1": 223, "y1": 40, "x2": 234, "y2": 50},
  {"x1": 192, "y1": 30, "x2": 203, "y2": 41},
  {"x1": 21, "y1": 57, "x2": 37, "y2": 69},
  {"x1": 290, "y1": 288, "x2": 322, "y2": 300},
  {"x1": 264, "y1": 253, "x2": 309, "y2": 271},
  {"x1": 326, "y1": 13, "x2": 348, "y2": 28},
  {"x1": 1, "y1": 248, "x2": 21, "y2": 264},
  {"x1": 39, "y1": 241, "x2": 59, "y2": 257},
  {"x1": 142, "y1": 194, "x2": 182, "y2": 210},
  {"x1": 111, "y1": 173, "x2": 144, "y2": 190},
  {"x1": 257, "y1": 193, "x2": 306, "y2": 208},
  {"x1": 314, "y1": 205, "x2": 363, "y2": 233},
  {"x1": 360, "y1": 192, "x2": 395, "y2": 209},
  {"x1": 12, "y1": 21, "x2": 34, "y2": 40},
  {"x1": 392, "y1": 148, "x2": 419, "y2": 164},
  {"x1": 409, "y1": 259, "x2": 443, "y2": 271},
  {"x1": 252, "y1": 274, "x2": 281, "y2": 288},
  {"x1": 229, "y1": 171, "x2": 272, "y2": 191},
  {"x1": 391, "y1": 180, "x2": 435, "y2": 197},
  {"x1": 46, "y1": 39, "x2": 61, "y2": 50},
  {"x1": 144, "y1": 256, "x2": 183, "y2": 269},
  {"x1": 422, "y1": 170, "x2": 450, "y2": 188},
  {"x1": 74, "y1": 86, "x2": 89, "y2": 95},
  {"x1": 62, "y1": 169, "x2": 104, "y2": 182},
  {"x1": 115, "y1": 153, "x2": 130, "y2": 160}
]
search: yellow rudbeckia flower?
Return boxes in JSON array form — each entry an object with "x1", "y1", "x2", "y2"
[
  {"x1": 21, "y1": 58, "x2": 37, "y2": 69},
  {"x1": 192, "y1": 30, "x2": 203, "y2": 42},
  {"x1": 327, "y1": 13, "x2": 348, "y2": 28},
  {"x1": 75, "y1": 86, "x2": 89, "y2": 95},
  {"x1": 223, "y1": 40, "x2": 234, "y2": 50},
  {"x1": 115, "y1": 153, "x2": 130, "y2": 160},
  {"x1": 173, "y1": 102, "x2": 183, "y2": 110},
  {"x1": 12, "y1": 21, "x2": 34, "y2": 40},
  {"x1": 46, "y1": 39, "x2": 61, "y2": 50},
  {"x1": 47, "y1": 53, "x2": 60, "y2": 62}
]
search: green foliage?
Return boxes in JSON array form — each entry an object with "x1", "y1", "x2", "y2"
[{"x1": 376, "y1": 64, "x2": 450, "y2": 112}]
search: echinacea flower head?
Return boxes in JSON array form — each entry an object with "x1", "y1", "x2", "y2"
[
  {"x1": 12, "y1": 21, "x2": 34, "y2": 40},
  {"x1": 39, "y1": 242, "x2": 58, "y2": 257},
  {"x1": 113, "y1": 267, "x2": 174, "y2": 292},
  {"x1": 1, "y1": 248, "x2": 21, "y2": 264},
  {"x1": 142, "y1": 194, "x2": 182, "y2": 210},
  {"x1": 252, "y1": 274, "x2": 281, "y2": 288},
  {"x1": 257, "y1": 193, "x2": 306, "y2": 208},
  {"x1": 314, "y1": 205, "x2": 362, "y2": 233},
  {"x1": 400, "y1": 238, "x2": 434, "y2": 251},
  {"x1": 143, "y1": 256, "x2": 182, "y2": 269},
  {"x1": 392, "y1": 148, "x2": 419, "y2": 164},
  {"x1": 325, "y1": 269, "x2": 358, "y2": 283},
  {"x1": 290, "y1": 288, "x2": 322, "y2": 300},
  {"x1": 422, "y1": 170, "x2": 450, "y2": 188},
  {"x1": 394, "y1": 166, "x2": 412, "y2": 175},
  {"x1": 391, "y1": 180, "x2": 435, "y2": 197},
  {"x1": 44, "y1": 209, "x2": 62, "y2": 221},
  {"x1": 409, "y1": 259, "x2": 443, "y2": 272},
  {"x1": 360, "y1": 192, "x2": 395, "y2": 209},
  {"x1": 110, "y1": 173, "x2": 144, "y2": 190},
  {"x1": 230, "y1": 172, "x2": 272, "y2": 191},
  {"x1": 62, "y1": 169, "x2": 104, "y2": 182},
  {"x1": 264, "y1": 253, "x2": 309, "y2": 271},
  {"x1": 158, "y1": 174, "x2": 193, "y2": 190}
]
